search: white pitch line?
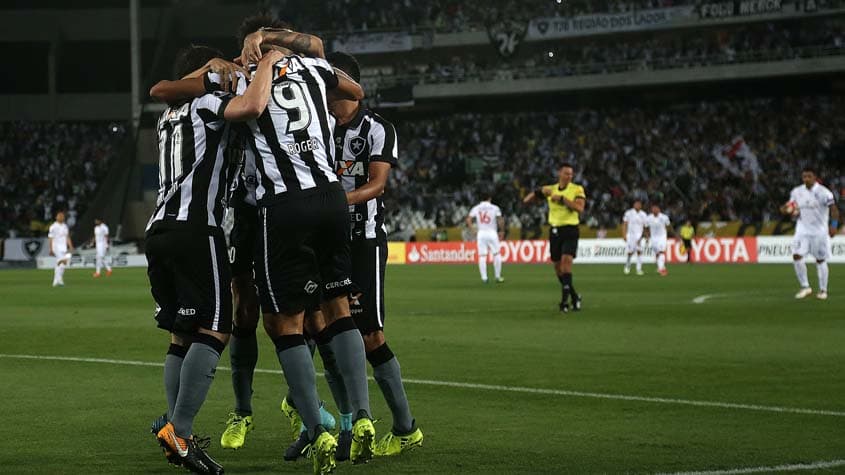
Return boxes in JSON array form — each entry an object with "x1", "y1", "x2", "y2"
[
  {"x1": 658, "y1": 458, "x2": 845, "y2": 475},
  {"x1": 692, "y1": 294, "x2": 717, "y2": 304},
  {"x1": 2, "y1": 353, "x2": 845, "y2": 418}
]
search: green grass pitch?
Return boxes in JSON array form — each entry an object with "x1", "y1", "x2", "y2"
[{"x1": 0, "y1": 263, "x2": 843, "y2": 474}]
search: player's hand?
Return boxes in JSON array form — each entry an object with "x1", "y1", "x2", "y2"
[
  {"x1": 240, "y1": 30, "x2": 265, "y2": 66},
  {"x1": 259, "y1": 49, "x2": 284, "y2": 67},
  {"x1": 540, "y1": 187, "x2": 552, "y2": 197},
  {"x1": 831, "y1": 226, "x2": 838, "y2": 238},
  {"x1": 206, "y1": 59, "x2": 247, "y2": 94}
]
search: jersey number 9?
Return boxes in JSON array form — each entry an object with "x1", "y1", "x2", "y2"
[{"x1": 272, "y1": 81, "x2": 312, "y2": 133}]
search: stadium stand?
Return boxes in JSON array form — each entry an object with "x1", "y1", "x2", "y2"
[
  {"x1": 384, "y1": 95, "x2": 845, "y2": 237},
  {"x1": 0, "y1": 122, "x2": 126, "y2": 238}
]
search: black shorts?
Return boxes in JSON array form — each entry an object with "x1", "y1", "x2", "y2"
[
  {"x1": 350, "y1": 239, "x2": 387, "y2": 334},
  {"x1": 228, "y1": 203, "x2": 258, "y2": 277},
  {"x1": 255, "y1": 185, "x2": 355, "y2": 315},
  {"x1": 549, "y1": 225, "x2": 579, "y2": 261},
  {"x1": 146, "y1": 229, "x2": 232, "y2": 334}
]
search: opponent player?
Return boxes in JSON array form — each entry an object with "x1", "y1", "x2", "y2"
[
  {"x1": 466, "y1": 193, "x2": 505, "y2": 283},
  {"x1": 522, "y1": 163, "x2": 586, "y2": 313},
  {"x1": 146, "y1": 45, "x2": 279, "y2": 474},
  {"x1": 621, "y1": 200, "x2": 647, "y2": 275},
  {"x1": 644, "y1": 204, "x2": 674, "y2": 276},
  {"x1": 327, "y1": 50, "x2": 423, "y2": 458},
  {"x1": 92, "y1": 218, "x2": 112, "y2": 277},
  {"x1": 48, "y1": 211, "x2": 73, "y2": 287},
  {"x1": 781, "y1": 167, "x2": 839, "y2": 300}
]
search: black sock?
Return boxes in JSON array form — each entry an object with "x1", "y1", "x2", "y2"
[
  {"x1": 557, "y1": 273, "x2": 571, "y2": 302},
  {"x1": 566, "y1": 273, "x2": 577, "y2": 299}
]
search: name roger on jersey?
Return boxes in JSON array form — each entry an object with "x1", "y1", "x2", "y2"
[{"x1": 286, "y1": 137, "x2": 322, "y2": 155}]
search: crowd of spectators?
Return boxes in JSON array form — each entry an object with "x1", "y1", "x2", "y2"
[
  {"x1": 263, "y1": 0, "x2": 697, "y2": 34},
  {"x1": 0, "y1": 122, "x2": 126, "y2": 238},
  {"x1": 383, "y1": 95, "x2": 845, "y2": 237},
  {"x1": 369, "y1": 18, "x2": 845, "y2": 89}
]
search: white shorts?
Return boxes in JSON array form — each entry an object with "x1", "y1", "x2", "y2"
[
  {"x1": 792, "y1": 234, "x2": 831, "y2": 261},
  {"x1": 96, "y1": 248, "x2": 108, "y2": 258},
  {"x1": 476, "y1": 230, "x2": 501, "y2": 257},
  {"x1": 625, "y1": 235, "x2": 642, "y2": 253},
  {"x1": 651, "y1": 238, "x2": 667, "y2": 254}
]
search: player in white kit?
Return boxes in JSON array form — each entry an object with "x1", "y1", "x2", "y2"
[
  {"x1": 466, "y1": 194, "x2": 505, "y2": 283},
  {"x1": 93, "y1": 218, "x2": 112, "y2": 278},
  {"x1": 622, "y1": 199, "x2": 647, "y2": 275},
  {"x1": 645, "y1": 204, "x2": 673, "y2": 276},
  {"x1": 48, "y1": 211, "x2": 74, "y2": 287},
  {"x1": 780, "y1": 167, "x2": 840, "y2": 300}
]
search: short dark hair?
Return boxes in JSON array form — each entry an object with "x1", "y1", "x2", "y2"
[
  {"x1": 326, "y1": 51, "x2": 361, "y2": 82},
  {"x1": 173, "y1": 45, "x2": 224, "y2": 80},
  {"x1": 236, "y1": 12, "x2": 291, "y2": 49},
  {"x1": 802, "y1": 166, "x2": 817, "y2": 175},
  {"x1": 559, "y1": 163, "x2": 574, "y2": 170}
]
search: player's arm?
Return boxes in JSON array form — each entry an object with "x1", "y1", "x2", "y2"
[
  {"x1": 329, "y1": 68, "x2": 365, "y2": 101},
  {"x1": 345, "y1": 162, "x2": 391, "y2": 205},
  {"x1": 222, "y1": 50, "x2": 281, "y2": 121},
  {"x1": 149, "y1": 59, "x2": 246, "y2": 104},
  {"x1": 497, "y1": 216, "x2": 506, "y2": 239},
  {"x1": 241, "y1": 28, "x2": 325, "y2": 64},
  {"x1": 830, "y1": 203, "x2": 840, "y2": 237},
  {"x1": 465, "y1": 215, "x2": 475, "y2": 231},
  {"x1": 67, "y1": 235, "x2": 74, "y2": 252},
  {"x1": 48, "y1": 237, "x2": 54, "y2": 256},
  {"x1": 621, "y1": 220, "x2": 628, "y2": 240}
]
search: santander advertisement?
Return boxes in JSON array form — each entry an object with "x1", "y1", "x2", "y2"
[{"x1": 403, "y1": 237, "x2": 845, "y2": 264}]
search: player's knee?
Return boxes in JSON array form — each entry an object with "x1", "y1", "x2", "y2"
[
  {"x1": 362, "y1": 331, "x2": 385, "y2": 353},
  {"x1": 263, "y1": 311, "x2": 304, "y2": 337},
  {"x1": 197, "y1": 328, "x2": 229, "y2": 349}
]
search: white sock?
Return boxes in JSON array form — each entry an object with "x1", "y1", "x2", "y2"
[
  {"x1": 57, "y1": 262, "x2": 66, "y2": 281},
  {"x1": 478, "y1": 257, "x2": 488, "y2": 281},
  {"x1": 106, "y1": 257, "x2": 112, "y2": 272},
  {"x1": 625, "y1": 254, "x2": 632, "y2": 269},
  {"x1": 794, "y1": 259, "x2": 809, "y2": 288},
  {"x1": 817, "y1": 261, "x2": 829, "y2": 292},
  {"x1": 53, "y1": 265, "x2": 61, "y2": 284},
  {"x1": 636, "y1": 253, "x2": 643, "y2": 271},
  {"x1": 657, "y1": 254, "x2": 666, "y2": 271},
  {"x1": 493, "y1": 254, "x2": 502, "y2": 279},
  {"x1": 96, "y1": 256, "x2": 102, "y2": 274}
]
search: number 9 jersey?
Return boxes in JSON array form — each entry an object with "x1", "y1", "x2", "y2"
[{"x1": 242, "y1": 56, "x2": 341, "y2": 205}]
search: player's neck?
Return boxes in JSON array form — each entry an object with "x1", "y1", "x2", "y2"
[{"x1": 334, "y1": 101, "x2": 361, "y2": 126}]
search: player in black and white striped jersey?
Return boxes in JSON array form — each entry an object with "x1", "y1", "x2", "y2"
[
  {"x1": 145, "y1": 44, "x2": 281, "y2": 475},
  {"x1": 237, "y1": 25, "x2": 379, "y2": 468},
  {"x1": 326, "y1": 51, "x2": 423, "y2": 457}
]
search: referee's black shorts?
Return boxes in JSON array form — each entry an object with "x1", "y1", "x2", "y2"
[
  {"x1": 549, "y1": 225, "x2": 579, "y2": 262},
  {"x1": 228, "y1": 202, "x2": 258, "y2": 277},
  {"x1": 350, "y1": 239, "x2": 387, "y2": 335},
  {"x1": 255, "y1": 184, "x2": 355, "y2": 316},
  {"x1": 146, "y1": 229, "x2": 232, "y2": 334}
]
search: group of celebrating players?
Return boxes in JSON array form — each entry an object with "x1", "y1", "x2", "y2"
[{"x1": 143, "y1": 14, "x2": 421, "y2": 475}]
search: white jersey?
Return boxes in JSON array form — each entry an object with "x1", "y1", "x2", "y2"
[
  {"x1": 48, "y1": 222, "x2": 70, "y2": 254},
  {"x1": 623, "y1": 208, "x2": 647, "y2": 238},
  {"x1": 790, "y1": 183, "x2": 835, "y2": 237},
  {"x1": 469, "y1": 201, "x2": 502, "y2": 233},
  {"x1": 646, "y1": 213, "x2": 671, "y2": 241},
  {"x1": 94, "y1": 223, "x2": 109, "y2": 254}
]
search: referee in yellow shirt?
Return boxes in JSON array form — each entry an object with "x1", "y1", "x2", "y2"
[{"x1": 523, "y1": 163, "x2": 586, "y2": 313}]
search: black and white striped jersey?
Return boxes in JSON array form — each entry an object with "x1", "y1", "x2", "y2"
[
  {"x1": 146, "y1": 90, "x2": 233, "y2": 234},
  {"x1": 333, "y1": 108, "x2": 398, "y2": 242},
  {"x1": 242, "y1": 56, "x2": 340, "y2": 205}
]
